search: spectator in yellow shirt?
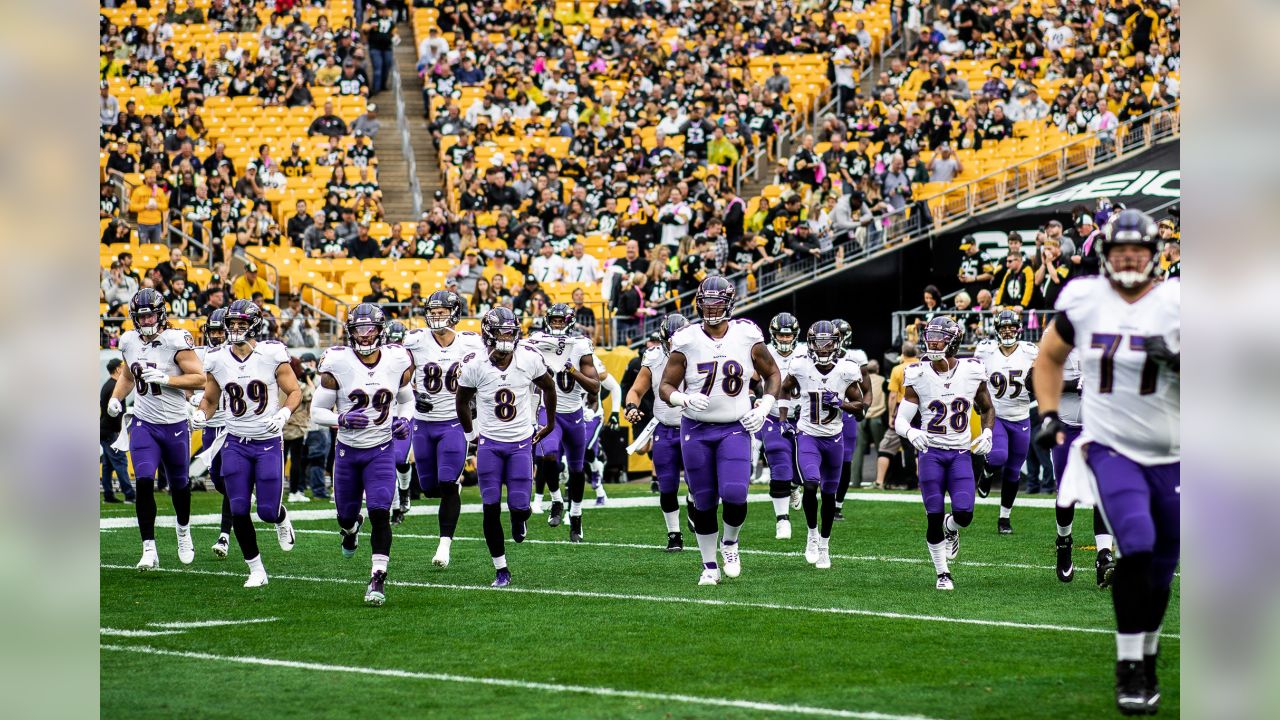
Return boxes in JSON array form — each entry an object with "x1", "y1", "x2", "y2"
[
  {"x1": 874, "y1": 342, "x2": 921, "y2": 490},
  {"x1": 707, "y1": 127, "x2": 741, "y2": 169},
  {"x1": 128, "y1": 170, "x2": 169, "y2": 243},
  {"x1": 231, "y1": 263, "x2": 274, "y2": 303}
]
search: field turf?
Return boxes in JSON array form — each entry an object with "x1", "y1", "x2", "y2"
[{"x1": 99, "y1": 484, "x2": 1179, "y2": 719}]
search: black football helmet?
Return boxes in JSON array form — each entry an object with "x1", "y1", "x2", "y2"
[
  {"x1": 695, "y1": 276, "x2": 735, "y2": 326},
  {"x1": 203, "y1": 308, "x2": 228, "y2": 347},
  {"x1": 994, "y1": 309, "x2": 1022, "y2": 348},
  {"x1": 832, "y1": 319, "x2": 853, "y2": 350},
  {"x1": 546, "y1": 303, "x2": 576, "y2": 336},
  {"x1": 425, "y1": 290, "x2": 462, "y2": 331},
  {"x1": 129, "y1": 288, "x2": 168, "y2": 339},
  {"x1": 807, "y1": 320, "x2": 840, "y2": 366},
  {"x1": 919, "y1": 316, "x2": 962, "y2": 361},
  {"x1": 481, "y1": 307, "x2": 520, "y2": 354},
  {"x1": 768, "y1": 312, "x2": 800, "y2": 353},
  {"x1": 1101, "y1": 208, "x2": 1160, "y2": 289},
  {"x1": 346, "y1": 303, "x2": 386, "y2": 355},
  {"x1": 658, "y1": 313, "x2": 689, "y2": 353},
  {"x1": 224, "y1": 299, "x2": 263, "y2": 345},
  {"x1": 384, "y1": 319, "x2": 408, "y2": 344}
]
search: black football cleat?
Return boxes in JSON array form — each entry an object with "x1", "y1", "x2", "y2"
[
  {"x1": 390, "y1": 508, "x2": 405, "y2": 526},
  {"x1": 1097, "y1": 548, "x2": 1116, "y2": 588},
  {"x1": 1144, "y1": 653, "x2": 1160, "y2": 714},
  {"x1": 547, "y1": 500, "x2": 564, "y2": 527},
  {"x1": 1115, "y1": 660, "x2": 1149, "y2": 715},
  {"x1": 666, "y1": 532, "x2": 684, "y2": 552},
  {"x1": 976, "y1": 467, "x2": 992, "y2": 498},
  {"x1": 1056, "y1": 534, "x2": 1074, "y2": 582},
  {"x1": 364, "y1": 570, "x2": 387, "y2": 606},
  {"x1": 997, "y1": 517, "x2": 1013, "y2": 535},
  {"x1": 833, "y1": 508, "x2": 845, "y2": 522},
  {"x1": 569, "y1": 516, "x2": 582, "y2": 543}
]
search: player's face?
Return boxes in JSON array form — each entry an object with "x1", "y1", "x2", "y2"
[
  {"x1": 812, "y1": 336, "x2": 837, "y2": 365},
  {"x1": 491, "y1": 329, "x2": 517, "y2": 354},
  {"x1": 775, "y1": 332, "x2": 795, "y2": 351},
  {"x1": 349, "y1": 323, "x2": 382, "y2": 355},
  {"x1": 548, "y1": 316, "x2": 569, "y2": 335},
  {"x1": 205, "y1": 328, "x2": 226, "y2": 347},
  {"x1": 225, "y1": 318, "x2": 252, "y2": 344},
  {"x1": 997, "y1": 323, "x2": 1019, "y2": 345},
  {"x1": 427, "y1": 307, "x2": 453, "y2": 331},
  {"x1": 1106, "y1": 243, "x2": 1155, "y2": 280},
  {"x1": 136, "y1": 311, "x2": 161, "y2": 337},
  {"x1": 699, "y1": 298, "x2": 728, "y2": 325}
]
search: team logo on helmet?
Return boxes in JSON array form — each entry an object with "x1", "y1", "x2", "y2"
[
  {"x1": 223, "y1": 299, "x2": 262, "y2": 345},
  {"x1": 832, "y1": 319, "x2": 853, "y2": 350},
  {"x1": 384, "y1": 319, "x2": 408, "y2": 345},
  {"x1": 346, "y1": 303, "x2": 387, "y2": 356},
  {"x1": 658, "y1": 313, "x2": 689, "y2": 353},
  {"x1": 203, "y1": 308, "x2": 229, "y2": 347},
  {"x1": 481, "y1": 307, "x2": 520, "y2": 355}
]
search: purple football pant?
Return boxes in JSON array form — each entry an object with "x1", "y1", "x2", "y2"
[
  {"x1": 202, "y1": 426, "x2": 225, "y2": 493},
  {"x1": 220, "y1": 435, "x2": 285, "y2": 522},
  {"x1": 840, "y1": 411, "x2": 859, "y2": 462},
  {"x1": 585, "y1": 417, "x2": 602, "y2": 457},
  {"x1": 759, "y1": 416, "x2": 795, "y2": 483},
  {"x1": 394, "y1": 432, "x2": 412, "y2": 465},
  {"x1": 678, "y1": 418, "x2": 751, "y2": 512},
  {"x1": 796, "y1": 433, "x2": 844, "y2": 494},
  {"x1": 130, "y1": 418, "x2": 190, "y2": 488},
  {"x1": 652, "y1": 423, "x2": 685, "y2": 494},
  {"x1": 477, "y1": 435, "x2": 534, "y2": 509},
  {"x1": 986, "y1": 416, "x2": 1031, "y2": 485},
  {"x1": 1050, "y1": 424, "x2": 1083, "y2": 486},
  {"x1": 412, "y1": 419, "x2": 467, "y2": 495},
  {"x1": 917, "y1": 447, "x2": 976, "y2": 515},
  {"x1": 535, "y1": 407, "x2": 588, "y2": 470},
  {"x1": 1085, "y1": 442, "x2": 1180, "y2": 588},
  {"x1": 333, "y1": 440, "x2": 396, "y2": 520}
]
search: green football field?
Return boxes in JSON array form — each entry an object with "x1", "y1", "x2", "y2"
[{"x1": 99, "y1": 484, "x2": 1179, "y2": 719}]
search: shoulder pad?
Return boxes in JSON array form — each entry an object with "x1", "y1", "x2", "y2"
[
  {"x1": 1020, "y1": 341, "x2": 1038, "y2": 351},
  {"x1": 329, "y1": 345, "x2": 348, "y2": 350},
  {"x1": 459, "y1": 330, "x2": 479, "y2": 337},
  {"x1": 260, "y1": 339, "x2": 285, "y2": 346}
]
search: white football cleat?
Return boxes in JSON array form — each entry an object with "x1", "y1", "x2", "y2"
[
  {"x1": 275, "y1": 516, "x2": 296, "y2": 552},
  {"x1": 211, "y1": 535, "x2": 229, "y2": 559},
  {"x1": 816, "y1": 546, "x2": 831, "y2": 570},
  {"x1": 936, "y1": 572, "x2": 954, "y2": 590},
  {"x1": 804, "y1": 531, "x2": 821, "y2": 564},
  {"x1": 789, "y1": 485, "x2": 803, "y2": 510},
  {"x1": 775, "y1": 518, "x2": 792, "y2": 540},
  {"x1": 944, "y1": 513, "x2": 960, "y2": 561},
  {"x1": 698, "y1": 567, "x2": 721, "y2": 586},
  {"x1": 244, "y1": 568, "x2": 269, "y2": 588},
  {"x1": 175, "y1": 526, "x2": 195, "y2": 565},
  {"x1": 720, "y1": 543, "x2": 741, "y2": 578},
  {"x1": 531, "y1": 495, "x2": 544, "y2": 515},
  {"x1": 137, "y1": 541, "x2": 159, "y2": 571},
  {"x1": 431, "y1": 542, "x2": 451, "y2": 568}
]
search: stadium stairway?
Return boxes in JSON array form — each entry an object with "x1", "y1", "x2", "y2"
[
  {"x1": 369, "y1": 41, "x2": 434, "y2": 221},
  {"x1": 395, "y1": 40, "x2": 440, "y2": 207}
]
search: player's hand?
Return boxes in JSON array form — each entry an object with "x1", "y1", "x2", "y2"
[
  {"x1": 464, "y1": 427, "x2": 479, "y2": 444},
  {"x1": 189, "y1": 406, "x2": 206, "y2": 429},
  {"x1": 740, "y1": 406, "x2": 768, "y2": 434},
  {"x1": 607, "y1": 411, "x2": 621, "y2": 430},
  {"x1": 821, "y1": 390, "x2": 843, "y2": 411},
  {"x1": 1034, "y1": 411, "x2": 1066, "y2": 450},
  {"x1": 1143, "y1": 335, "x2": 1179, "y2": 371},
  {"x1": 533, "y1": 424, "x2": 553, "y2": 444},
  {"x1": 140, "y1": 367, "x2": 170, "y2": 386},
  {"x1": 107, "y1": 397, "x2": 124, "y2": 417},
  {"x1": 265, "y1": 407, "x2": 292, "y2": 434},
  {"x1": 780, "y1": 422, "x2": 797, "y2": 440},
  {"x1": 414, "y1": 392, "x2": 433, "y2": 414},
  {"x1": 906, "y1": 428, "x2": 930, "y2": 452},
  {"x1": 563, "y1": 361, "x2": 575, "y2": 374},
  {"x1": 624, "y1": 402, "x2": 643, "y2": 424},
  {"x1": 189, "y1": 391, "x2": 204, "y2": 408},
  {"x1": 683, "y1": 394, "x2": 711, "y2": 412},
  {"x1": 392, "y1": 417, "x2": 411, "y2": 439},
  {"x1": 338, "y1": 409, "x2": 370, "y2": 429},
  {"x1": 970, "y1": 428, "x2": 993, "y2": 456}
]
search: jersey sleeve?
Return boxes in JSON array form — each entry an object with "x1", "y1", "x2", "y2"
[
  {"x1": 167, "y1": 328, "x2": 196, "y2": 354},
  {"x1": 902, "y1": 364, "x2": 924, "y2": 389},
  {"x1": 973, "y1": 340, "x2": 995, "y2": 361},
  {"x1": 265, "y1": 342, "x2": 291, "y2": 366},
  {"x1": 457, "y1": 356, "x2": 480, "y2": 389},
  {"x1": 318, "y1": 348, "x2": 341, "y2": 376},
  {"x1": 669, "y1": 326, "x2": 693, "y2": 355},
  {"x1": 1053, "y1": 276, "x2": 1101, "y2": 327},
  {"x1": 520, "y1": 347, "x2": 551, "y2": 378},
  {"x1": 1022, "y1": 342, "x2": 1040, "y2": 363},
  {"x1": 736, "y1": 319, "x2": 765, "y2": 346}
]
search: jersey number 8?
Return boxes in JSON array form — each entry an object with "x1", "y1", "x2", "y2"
[{"x1": 130, "y1": 363, "x2": 163, "y2": 396}]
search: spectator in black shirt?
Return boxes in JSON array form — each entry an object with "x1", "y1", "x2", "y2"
[
  {"x1": 346, "y1": 223, "x2": 382, "y2": 260},
  {"x1": 362, "y1": 275, "x2": 399, "y2": 306},
  {"x1": 363, "y1": 3, "x2": 398, "y2": 94},
  {"x1": 100, "y1": 359, "x2": 135, "y2": 503},
  {"x1": 484, "y1": 169, "x2": 520, "y2": 210},
  {"x1": 787, "y1": 223, "x2": 823, "y2": 262},
  {"x1": 286, "y1": 200, "x2": 314, "y2": 245},
  {"x1": 307, "y1": 100, "x2": 349, "y2": 137}
]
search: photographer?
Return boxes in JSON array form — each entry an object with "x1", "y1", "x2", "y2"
[
  {"x1": 297, "y1": 353, "x2": 332, "y2": 501},
  {"x1": 278, "y1": 292, "x2": 319, "y2": 348}
]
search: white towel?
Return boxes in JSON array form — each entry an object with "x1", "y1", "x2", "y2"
[
  {"x1": 109, "y1": 413, "x2": 133, "y2": 453},
  {"x1": 188, "y1": 430, "x2": 228, "y2": 479},
  {"x1": 1056, "y1": 437, "x2": 1096, "y2": 508},
  {"x1": 625, "y1": 419, "x2": 658, "y2": 455}
]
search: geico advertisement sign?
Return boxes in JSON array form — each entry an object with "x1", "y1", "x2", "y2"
[{"x1": 1015, "y1": 169, "x2": 1180, "y2": 209}]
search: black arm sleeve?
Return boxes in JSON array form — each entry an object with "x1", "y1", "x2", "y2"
[{"x1": 1052, "y1": 311, "x2": 1075, "y2": 346}]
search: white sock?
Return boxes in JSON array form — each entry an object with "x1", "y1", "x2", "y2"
[
  {"x1": 999, "y1": 505, "x2": 1012, "y2": 519},
  {"x1": 1116, "y1": 632, "x2": 1144, "y2": 661},
  {"x1": 1056, "y1": 522, "x2": 1073, "y2": 537},
  {"x1": 835, "y1": 500, "x2": 843, "y2": 509},
  {"x1": 808, "y1": 526, "x2": 820, "y2": 539},
  {"x1": 818, "y1": 536, "x2": 829, "y2": 549},
  {"x1": 177, "y1": 523, "x2": 190, "y2": 535},
  {"x1": 1096, "y1": 533, "x2": 1114, "y2": 552},
  {"x1": 396, "y1": 468, "x2": 411, "y2": 491},
  {"x1": 696, "y1": 532, "x2": 719, "y2": 567},
  {"x1": 595, "y1": 483, "x2": 607, "y2": 498},
  {"x1": 371, "y1": 554, "x2": 388, "y2": 574},
  {"x1": 927, "y1": 541, "x2": 949, "y2": 574},
  {"x1": 1144, "y1": 627, "x2": 1161, "y2": 656},
  {"x1": 722, "y1": 523, "x2": 742, "y2": 545},
  {"x1": 944, "y1": 514, "x2": 960, "y2": 533},
  {"x1": 771, "y1": 496, "x2": 790, "y2": 518},
  {"x1": 550, "y1": 489, "x2": 563, "y2": 503},
  {"x1": 569, "y1": 501, "x2": 583, "y2": 517},
  {"x1": 143, "y1": 539, "x2": 157, "y2": 553},
  {"x1": 492, "y1": 554, "x2": 507, "y2": 570},
  {"x1": 246, "y1": 554, "x2": 264, "y2": 573},
  {"x1": 663, "y1": 510, "x2": 680, "y2": 533},
  {"x1": 436, "y1": 536, "x2": 453, "y2": 553}
]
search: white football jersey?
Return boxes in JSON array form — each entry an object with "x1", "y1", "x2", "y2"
[
  {"x1": 203, "y1": 341, "x2": 289, "y2": 440},
  {"x1": 768, "y1": 342, "x2": 807, "y2": 418},
  {"x1": 1059, "y1": 348, "x2": 1083, "y2": 426},
  {"x1": 974, "y1": 340, "x2": 1039, "y2": 421},
  {"x1": 403, "y1": 329, "x2": 485, "y2": 422},
  {"x1": 843, "y1": 347, "x2": 869, "y2": 365},
  {"x1": 524, "y1": 332, "x2": 594, "y2": 413},
  {"x1": 788, "y1": 357, "x2": 862, "y2": 438},
  {"x1": 903, "y1": 358, "x2": 988, "y2": 450},
  {"x1": 1056, "y1": 276, "x2": 1179, "y2": 464},
  {"x1": 669, "y1": 319, "x2": 763, "y2": 423},
  {"x1": 458, "y1": 345, "x2": 550, "y2": 442},
  {"x1": 641, "y1": 346, "x2": 683, "y2": 427},
  {"x1": 319, "y1": 345, "x2": 414, "y2": 448},
  {"x1": 195, "y1": 346, "x2": 231, "y2": 428},
  {"x1": 119, "y1": 327, "x2": 197, "y2": 425}
]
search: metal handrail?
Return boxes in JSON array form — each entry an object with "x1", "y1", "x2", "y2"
[
  {"x1": 890, "y1": 308, "x2": 1058, "y2": 355},
  {"x1": 390, "y1": 50, "x2": 424, "y2": 218},
  {"x1": 298, "y1": 281, "x2": 354, "y2": 345}
]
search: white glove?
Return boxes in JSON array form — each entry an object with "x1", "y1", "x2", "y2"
[
  {"x1": 265, "y1": 407, "x2": 292, "y2": 434},
  {"x1": 740, "y1": 406, "x2": 768, "y2": 434},
  {"x1": 669, "y1": 391, "x2": 710, "y2": 412},
  {"x1": 189, "y1": 391, "x2": 204, "y2": 408},
  {"x1": 189, "y1": 406, "x2": 208, "y2": 430},
  {"x1": 107, "y1": 397, "x2": 124, "y2": 417},
  {"x1": 140, "y1": 367, "x2": 171, "y2": 386},
  {"x1": 970, "y1": 428, "x2": 993, "y2": 456},
  {"x1": 465, "y1": 427, "x2": 479, "y2": 443},
  {"x1": 906, "y1": 428, "x2": 930, "y2": 452}
]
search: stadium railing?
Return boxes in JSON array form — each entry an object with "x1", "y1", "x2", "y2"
[{"x1": 888, "y1": 309, "x2": 1057, "y2": 357}]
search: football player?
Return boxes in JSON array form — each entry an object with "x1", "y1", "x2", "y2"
[
  {"x1": 310, "y1": 304, "x2": 415, "y2": 606},
  {"x1": 624, "y1": 313, "x2": 693, "y2": 551},
  {"x1": 194, "y1": 309, "x2": 234, "y2": 558},
  {"x1": 401, "y1": 292, "x2": 485, "y2": 567},
  {"x1": 779, "y1": 322, "x2": 865, "y2": 569},
  {"x1": 658, "y1": 277, "x2": 782, "y2": 586},
  {"x1": 193, "y1": 300, "x2": 301, "y2": 587},
  {"x1": 108, "y1": 288, "x2": 207, "y2": 570},
  {"x1": 456, "y1": 308, "x2": 557, "y2": 587},
  {"x1": 382, "y1": 320, "x2": 415, "y2": 525},
  {"x1": 761, "y1": 312, "x2": 803, "y2": 539},
  {"x1": 524, "y1": 303, "x2": 600, "y2": 541},
  {"x1": 1033, "y1": 209, "x2": 1179, "y2": 714},
  {"x1": 1049, "y1": 349, "x2": 1115, "y2": 585},
  {"x1": 894, "y1": 316, "x2": 996, "y2": 590},
  {"x1": 582, "y1": 352, "x2": 621, "y2": 506},
  {"x1": 974, "y1": 310, "x2": 1039, "y2": 534},
  {"x1": 831, "y1": 319, "x2": 872, "y2": 518}
]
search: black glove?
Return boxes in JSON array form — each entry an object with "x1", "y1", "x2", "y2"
[
  {"x1": 607, "y1": 411, "x2": 621, "y2": 430},
  {"x1": 780, "y1": 423, "x2": 797, "y2": 440},
  {"x1": 1034, "y1": 410, "x2": 1066, "y2": 450},
  {"x1": 1143, "y1": 335, "x2": 1179, "y2": 372},
  {"x1": 414, "y1": 393, "x2": 433, "y2": 414}
]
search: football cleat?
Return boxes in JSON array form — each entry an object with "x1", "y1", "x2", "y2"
[
  {"x1": 569, "y1": 516, "x2": 583, "y2": 543},
  {"x1": 569, "y1": 529, "x2": 582, "y2": 543},
  {"x1": 1144, "y1": 653, "x2": 1160, "y2": 714},
  {"x1": 431, "y1": 541, "x2": 451, "y2": 568},
  {"x1": 390, "y1": 507, "x2": 405, "y2": 526},
  {"x1": 665, "y1": 532, "x2": 684, "y2": 552},
  {"x1": 804, "y1": 532, "x2": 821, "y2": 564},
  {"x1": 976, "y1": 467, "x2": 992, "y2": 498},
  {"x1": 211, "y1": 535, "x2": 229, "y2": 559},
  {"x1": 721, "y1": 543, "x2": 741, "y2": 578},
  {"x1": 512, "y1": 515, "x2": 528, "y2": 543},
  {"x1": 1115, "y1": 660, "x2": 1149, "y2": 715},
  {"x1": 998, "y1": 517, "x2": 1013, "y2": 535},
  {"x1": 364, "y1": 570, "x2": 387, "y2": 606},
  {"x1": 943, "y1": 513, "x2": 960, "y2": 560},
  {"x1": 815, "y1": 546, "x2": 831, "y2": 570},
  {"x1": 1056, "y1": 534, "x2": 1075, "y2": 582},
  {"x1": 595, "y1": 495, "x2": 607, "y2": 506},
  {"x1": 137, "y1": 544, "x2": 159, "y2": 571},
  {"x1": 243, "y1": 568, "x2": 269, "y2": 588},
  {"x1": 275, "y1": 516, "x2": 296, "y2": 552},
  {"x1": 175, "y1": 526, "x2": 195, "y2": 565},
  {"x1": 833, "y1": 508, "x2": 845, "y2": 522},
  {"x1": 789, "y1": 484, "x2": 803, "y2": 510},
  {"x1": 1097, "y1": 548, "x2": 1116, "y2": 588},
  {"x1": 341, "y1": 514, "x2": 364, "y2": 559},
  {"x1": 698, "y1": 567, "x2": 721, "y2": 586},
  {"x1": 492, "y1": 568, "x2": 512, "y2": 588},
  {"x1": 775, "y1": 518, "x2": 792, "y2": 540},
  {"x1": 936, "y1": 572, "x2": 954, "y2": 590},
  {"x1": 547, "y1": 501, "x2": 564, "y2": 527},
  {"x1": 530, "y1": 495, "x2": 544, "y2": 515}
]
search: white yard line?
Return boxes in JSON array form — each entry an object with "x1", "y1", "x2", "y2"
[
  {"x1": 147, "y1": 617, "x2": 279, "y2": 629},
  {"x1": 100, "y1": 643, "x2": 942, "y2": 720},
  {"x1": 98, "y1": 563, "x2": 1179, "y2": 640},
  {"x1": 100, "y1": 628, "x2": 185, "y2": 637}
]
